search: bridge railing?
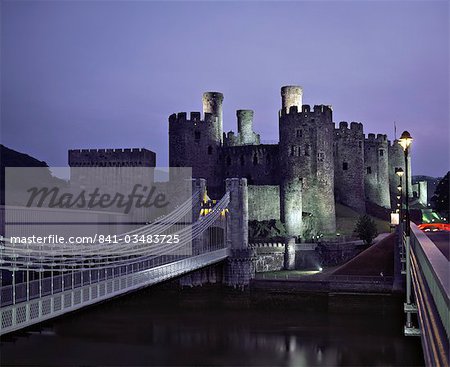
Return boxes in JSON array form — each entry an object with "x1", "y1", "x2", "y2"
[{"x1": 409, "y1": 222, "x2": 449, "y2": 366}]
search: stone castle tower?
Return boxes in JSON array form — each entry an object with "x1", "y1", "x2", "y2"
[
  {"x1": 278, "y1": 86, "x2": 336, "y2": 235},
  {"x1": 168, "y1": 85, "x2": 408, "y2": 239},
  {"x1": 333, "y1": 121, "x2": 366, "y2": 213},
  {"x1": 364, "y1": 134, "x2": 391, "y2": 208},
  {"x1": 169, "y1": 92, "x2": 224, "y2": 196}
]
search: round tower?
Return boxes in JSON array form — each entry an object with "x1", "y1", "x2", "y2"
[
  {"x1": 281, "y1": 86, "x2": 303, "y2": 113},
  {"x1": 203, "y1": 92, "x2": 224, "y2": 143},
  {"x1": 364, "y1": 134, "x2": 390, "y2": 208},
  {"x1": 279, "y1": 86, "x2": 336, "y2": 238},
  {"x1": 237, "y1": 109, "x2": 254, "y2": 145},
  {"x1": 333, "y1": 121, "x2": 366, "y2": 213}
]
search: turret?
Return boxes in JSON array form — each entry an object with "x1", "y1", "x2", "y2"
[
  {"x1": 281, "y1": 86, "x2": 303, "y2": 114},
  {"x1": 202, "y1": 92, "x2": 224, "y2": 143}
]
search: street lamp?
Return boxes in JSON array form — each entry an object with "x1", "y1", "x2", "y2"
[
  {"x1": 398, "y1": 131, "x2": 413, "y2": 330},
  {"x1": 398, "y1": 131, "x2": 412, "y2": 235},
  {"x1": 396, "y1": 167, "x2": 404, "y2": 221}
]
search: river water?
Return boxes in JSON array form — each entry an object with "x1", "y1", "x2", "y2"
[{"x1": 1, "y1": 284, "x2": 424, "y2": 366}]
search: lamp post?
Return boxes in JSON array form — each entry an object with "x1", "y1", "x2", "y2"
[
  {"x1": 398, "y1": 131, "x2": 413, "y2": 234},
  {"x1": 396, "y1": 167, "x2": 404, "y2": 222},
  {"x1": 395, "y1": 168, "x2": 405, "y2": 263},
  {"x1": 398, "y1": 131, "x2": 413, "y2": 330}
]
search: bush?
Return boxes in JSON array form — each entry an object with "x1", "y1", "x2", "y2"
[
  {"x1": 248, "y1": 219, "x2": 287, "y2": 240},
  {"x1": 354, "y1": 215, "x2": 378, "y2": 245}
]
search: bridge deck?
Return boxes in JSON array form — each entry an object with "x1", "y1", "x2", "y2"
[{"x1": 0, "y1": 248, "x2": 229, "y2": 336}]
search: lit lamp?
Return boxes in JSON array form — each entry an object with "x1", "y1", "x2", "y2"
[
  {"x1": 390, "y1": 212, "x2": 400, "y2": 226},
  {"x1": 398, "y1": 131, "x2": 414, "y2": 331},
  {"x1": 395, "y1": 167, "x2": 405, "y2": 222},
  {"x1": 398, "y1": 131, "x2": 412, "y2": 235}
]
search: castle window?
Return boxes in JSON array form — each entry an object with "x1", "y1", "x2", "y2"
[
  {"x1": 207, "y1": 146, "x2": 213, "y2": 155},
  {"x1": 226, "y1": 156, "x2": 231, "y2": 166},
  {"x1": 194, "y1": 131, "x2": 201, "y2": 141},
  {"x1": 290, "y1": 146, "x2": 295, "y2": 156},
  {"x1": 304, "y1": 145, "x2": 310, "y2": 157},
  {"x1": 253, "y1": 154, "x2": 258, "y2": 165},
  {"x1": 379, "y1": 149, "x2": 384, "y2": 157},
  {"x1": 343, "y1": 162, "x2": 348, "y2": 170},
  {"x1": 240, "y1": 155, "x2": 245, "y2": 166},
  {"x1": 318, "y1": 152, "x2": 325, "y2": 162},
  {"x1": 366, "y1": 167, "x2": 372, "y2": 174},
  {"x1": 296, "y1": 129, "x2": 302, "y2": 138},
  {"x1": 359, "y1": 141, "x2": 362, "y2": 148}
]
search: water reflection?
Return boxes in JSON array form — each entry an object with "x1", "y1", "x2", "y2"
[{"x1": 1, "y1": 286, "x2": 424, "y2": 366}]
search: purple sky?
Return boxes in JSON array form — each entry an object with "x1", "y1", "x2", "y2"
[{"x1": 1, "y1": 1, "x2": 449, "y2": 177}]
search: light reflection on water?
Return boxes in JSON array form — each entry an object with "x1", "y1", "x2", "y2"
[{"x1": 1, "y1": 286, "x2": 424, "y2": 366}]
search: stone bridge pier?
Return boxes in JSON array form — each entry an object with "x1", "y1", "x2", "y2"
[{"x1": 223, "y1": 178, "x2": 256, "y2": 288}]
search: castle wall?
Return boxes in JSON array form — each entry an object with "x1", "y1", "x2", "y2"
[
  {"x1": 333, "y1": 122, "x2": 365, "y2": 213},
  {"x1": 364, "y1": 134, "x2": 390, "y2": 208},
  {"x1": 221, "y1": 144, "x2": 280, "y2": 186},
  {"x1": 279, "y1": 102, "x2": 336, "y2": 236},
  {"x1": 247, "y1": 185, "x2": 280, "y2": 221},
  {"x1": 68, "y1": 148, "x2": 156, "y2": 167}
]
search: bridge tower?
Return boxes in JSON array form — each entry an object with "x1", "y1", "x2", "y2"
[{"x1": 223, "y1": 178, "x2": 255, "y2": 288}]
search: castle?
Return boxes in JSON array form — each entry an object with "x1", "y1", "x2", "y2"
[
  {"x1": 168, "y1": 85, "x2": 413, "y2": 238},
  {"x1": 67, "y1": 85, "x2": 414, "y2": 239}
]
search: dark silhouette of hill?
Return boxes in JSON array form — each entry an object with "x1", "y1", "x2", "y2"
[{"x1": 0, "y1": 145, "x2": 56, "y2": 205}]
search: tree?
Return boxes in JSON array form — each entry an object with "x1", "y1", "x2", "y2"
[
  {"x1": 354, "y1": 215, "x2": 378, "y2": 245},
  {"x1": 431, "y1": 172, "x2": 449, "y2": 219}
]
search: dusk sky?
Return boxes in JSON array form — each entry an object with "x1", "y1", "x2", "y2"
[{"x1": 1, "y1": 1, "x2": 449, "y2": 177}]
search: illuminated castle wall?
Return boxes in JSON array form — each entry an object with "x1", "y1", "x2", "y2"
[{"x1": 168, "y1": 86, "x2": 410, "y2": 238}]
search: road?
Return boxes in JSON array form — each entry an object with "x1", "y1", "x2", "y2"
[{"x1": 425, "y1": 231, "x2": 450, "y2": 260}]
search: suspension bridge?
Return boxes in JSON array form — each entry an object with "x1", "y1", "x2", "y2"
[{"x1": 0, "y1": 178, "x2": 252, "y2": 336}]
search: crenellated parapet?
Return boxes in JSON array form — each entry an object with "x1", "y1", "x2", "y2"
[
  {"x1": 365, "y1": 133, "x2": 388, "y2": 143},
  {"x1": 279, "y1": 104, "x2": 333, "y2": 122},
  {"x1": 68, "y1": 148, "x2": 156, "y2": 167},
  {"x1": 168, "y1": 111, "x2": 219, "y2": 125}
]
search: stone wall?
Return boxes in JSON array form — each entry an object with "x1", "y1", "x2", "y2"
[
  {"x1": 251, "y1": 243, "x2": 285, "y2": 272},
  {"x1": 247, "y1": 185, "x2": 280, "y2": 221},
  {"x1": 221, "y1": 145, "x2": 279, "y2": 186},
  {"x1": 68, "y1": 148, "x2": 156, "y2": 167},
  {"x1": 251, "y1": 241, "x2": 364, "y2": 272}
]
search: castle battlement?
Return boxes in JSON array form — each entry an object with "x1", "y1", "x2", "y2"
[
  {"x1": 69, "y1": 148, "x2": 152, "y2": 154},
  {"x1": 68, "y1": 148, "x2": 156, "y2": 167},
  {"x1": 169, "y1": 112, "x2": 218, "y2": 124},
  {"x1": 336, "y1": 121, "x2": 364, "y2": 132},
  {"x1": 279, "y1": 104, "x2": 333, "y2": 119},
  {"x1": 365, "y1": 133, "x2": 388, "y2": 143}
]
